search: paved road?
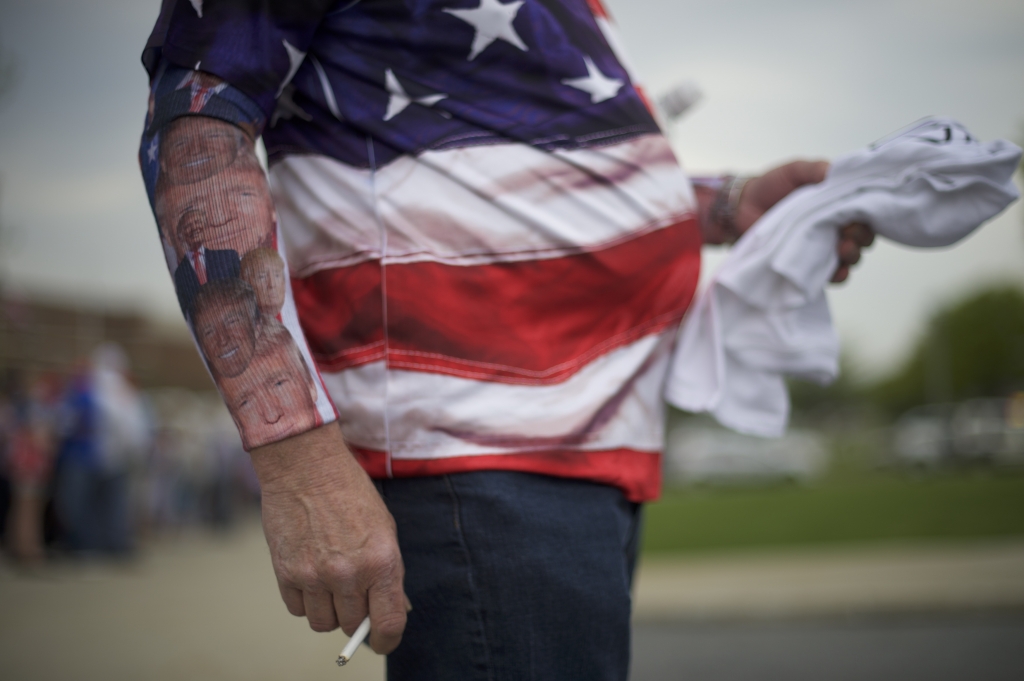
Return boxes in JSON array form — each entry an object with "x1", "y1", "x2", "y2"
[
  {"x1": 630, "y1": 614, "x2": 1024, "y2": 681},
  {"x1": 633, "y1": 541, "x2": 1024, "y2": 620}
]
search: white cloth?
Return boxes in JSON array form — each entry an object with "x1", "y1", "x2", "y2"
[{"x1": 665, "y1": 118, "x2": 1022, "y2": 437}]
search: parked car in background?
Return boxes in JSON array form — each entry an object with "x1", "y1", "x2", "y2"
[
  {"x1": 665, "y1": 425, "x2": 827, "y2": 485},
  {"x1": 892, "y1": 403, "x2": 955, "y2": 466},
  {"x1": 892, "y1": 394, "x2": 1024, "y2": 466}
]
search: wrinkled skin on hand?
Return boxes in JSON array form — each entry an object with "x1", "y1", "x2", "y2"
[{"x1": 251, "y1": 424, "x2": 409, "y2": 653}]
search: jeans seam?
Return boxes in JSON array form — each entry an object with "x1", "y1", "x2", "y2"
[{"x1": 444, "y1": 475, "x2": 496, "y2": 681}]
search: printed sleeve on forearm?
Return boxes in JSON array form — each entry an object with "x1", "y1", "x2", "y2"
[
  {"x1": 140, "y1": 62, "x2": 265, "y2": 199},
  {"x1": 138, "y1": 65, "x2": 338, "y2": 451},
  {"x1": 142, "y1": 0, "x2": 336, "y2": 120}
]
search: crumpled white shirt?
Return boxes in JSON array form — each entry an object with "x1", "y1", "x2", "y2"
[{"x1": 665, "y1": 118, "x2": 1022, "y2": 437}]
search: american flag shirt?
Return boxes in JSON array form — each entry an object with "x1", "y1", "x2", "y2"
[{"x1": 140, "y1": 0, "x2": 701, "y2": 502}]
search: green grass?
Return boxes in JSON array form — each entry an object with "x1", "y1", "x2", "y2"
[
  {"x1": 642, "y1": 472, "x2": 1024, "y2": 554},
  {"x1": 643, "y1": 417, "x2": 1024, "y2": 554}
]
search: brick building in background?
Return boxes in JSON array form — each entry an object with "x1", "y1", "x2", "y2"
[{"x1": 0, "y1": 294, "x2": 211, "y2": 392}]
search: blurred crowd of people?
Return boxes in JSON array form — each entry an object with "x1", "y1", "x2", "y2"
[{"x1": 0, "y1": 343, "x2": 259, "y2": 565}]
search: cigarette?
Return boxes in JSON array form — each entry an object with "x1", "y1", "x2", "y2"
[{"x1": 336, "y1": 616, "x2": 371, "y2": 667}]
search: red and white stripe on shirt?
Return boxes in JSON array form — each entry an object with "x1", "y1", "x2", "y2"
[{"x1": 270, "y1": 133, "x2": 700, "y2": 502}]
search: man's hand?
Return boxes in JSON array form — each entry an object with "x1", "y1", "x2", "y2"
[
  {"x1": 250, "y1": 424, "x2": 408, "y2": 654},
  {"x1": 830, "y1": 222, "x2": 874, "y2": 283},
  {"x1": 735, "y1": 161, "x2": 875, "y2": 282}
]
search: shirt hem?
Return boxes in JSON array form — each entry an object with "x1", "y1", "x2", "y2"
[{"x1": 351, "y1": 446, "x2": 662, "y2": 503}]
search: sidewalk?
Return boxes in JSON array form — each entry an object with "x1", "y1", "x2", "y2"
[
  {"x1": 0, "y1": 520, "x2": 387, "y2": 681},
  {"x1": 2, "y1": 520, "x2": 1022, "y2": 681},
  {"x1": 634, "y1": 540, "x2": 1024, "y2": 621}
]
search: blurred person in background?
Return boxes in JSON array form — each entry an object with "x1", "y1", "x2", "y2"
[
  {"x1": 55, "y1": 344, "x2": 152, "y2": 556},
  {"x1": 142, "y1": 424, "x2": 181, "y2": 534},
  {"x1": 0, "y1": 370, "x2": 16, "y2": 552},
  {"x1": 54, "y1": 360, "x2": 100, "y2": 553},
  {"x1": 4, "y1": 373, "x2": 60, "y2": 563},
  {"x1": 203, "y1": 416, "x2": 249, "y2": 529},
  {"x1": 143, "y1": 390, "x2": 251, "y2": 532}
]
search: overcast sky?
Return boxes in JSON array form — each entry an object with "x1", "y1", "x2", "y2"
[{"x1": 0, "y1": 0, "x2": 1022, "y2": 378}]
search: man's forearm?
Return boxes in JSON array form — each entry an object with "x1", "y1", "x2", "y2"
[
  {"x1": 691, "y1": 162, "x2": 832, "y2": 245},
  {"x1": 139, "y1": 68, "x2": 407, "y2": 650},
  {"x1": 140, "y1": 70, "x2": 334, "y2": 452},
  {"x1": 690, "y1": 162, "x2": 874, "y2": 283}
]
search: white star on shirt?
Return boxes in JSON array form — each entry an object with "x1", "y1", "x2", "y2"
[
  {"x1": 383, "y1": 69, "x2": 447, "y2": 121},
  {"x1": 189, "y1": 0, "x2": 203, "y2": 18},
  {"x1": 276, "y1": 39, "x2": 307, "y2": 98},
  {"x1": 561, "y1": 56, "x2": 623, "y2": 104},
  {"x1": 443, "y1": 0, "x2": 527, "y2": 61}
]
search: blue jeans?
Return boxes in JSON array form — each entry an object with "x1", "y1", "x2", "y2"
[{"x1": 376, "y1": 471, "x2": 642, "y2": 681}]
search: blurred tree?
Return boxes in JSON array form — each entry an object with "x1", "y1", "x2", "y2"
[{"x1": 868, "y1": 285, "x2": 1024, "y2": 416}]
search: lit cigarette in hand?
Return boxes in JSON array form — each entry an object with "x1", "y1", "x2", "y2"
[{"x1": 336, "y1": 616, "x2": 371, "y2": 667}]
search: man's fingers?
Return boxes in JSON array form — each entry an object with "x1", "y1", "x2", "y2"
[
  {"x1": 366, "y1": 579, "x2": 408, "y2": 655},
  {"x1": 832, "y1": 221, "x2": 874, "y2": 283},
  {"x1": 782, "y1": 160, "x2": 830, "y2": 188},
  {"x1": 363, "y1": 551, "x2": 408, "y2": 655},
  {"x1": 840, "y1": 222, "x2": 875, "y2": 247},
  {"x1": 831, "y1": 265, "x2": 850, "y2": 283},
  {"x1": 279, "y1": 582, "x2": 306, "y2": 617},
  {"x1": 322, "y1": 550, "x2": 406, "y2": 653},
  {"x1": 333, "y1": 587, "x2": 369, "y2": 637},
  {"x1": 302, "y1": 588, "x2": 340, "y2": 633},
  {"x1": 838, "y1": 239, "x2": 862, "y2": 267}
]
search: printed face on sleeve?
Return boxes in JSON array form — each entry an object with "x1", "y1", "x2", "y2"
[
  {"x1": 218, "y1": 332, "x2": 319, "y2": 450},
  {"x1": 160, "y1": 118, "x2": 243, "y2": 186},
  {"x1": 241, "y1": 248, "x2": 287, "y2": 317},
  {"x1": 154, "y1": 125, "x2": 274, "y2": 260},
  {"x1": 192, "y1": 280, "x2": 259, "y2": 378}
]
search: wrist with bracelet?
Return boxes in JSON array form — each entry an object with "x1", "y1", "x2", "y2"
[{"x1": 708, "y1": 174, "x2": 749, "y2": 244}]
